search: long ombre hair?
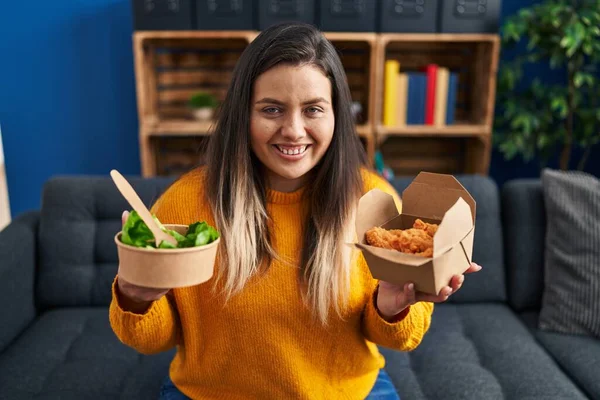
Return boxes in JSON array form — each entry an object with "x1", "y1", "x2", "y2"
[{"x1": 205, "y1": 22, "x2": 367, "y2": 324}]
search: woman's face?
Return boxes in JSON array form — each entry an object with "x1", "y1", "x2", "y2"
[{"x1": 250, "y1": 63, "x2": 335, "y2": 192}]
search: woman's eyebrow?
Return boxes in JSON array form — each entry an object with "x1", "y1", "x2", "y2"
[
  {"x1": 255, "y1": 97, "x2": 330, "y2": 105},
  {"x1": 302, "y1": 97, "x2": 330, "y2": 105},
  {"x1": 255, "y1": 97, "x2": 284, "y2": 105}
]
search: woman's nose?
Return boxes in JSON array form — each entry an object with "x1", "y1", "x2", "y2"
[{"x1": 280, "y1": 113, "x2": 306, "y2": 142}]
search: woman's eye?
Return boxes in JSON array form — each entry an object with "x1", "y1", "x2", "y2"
[
  {"x1": 306, "y1": 107, "x2": 322, "y2": 115},
  {"x1": 263, "y1": 107, "x2": 280, "y2": 114}
]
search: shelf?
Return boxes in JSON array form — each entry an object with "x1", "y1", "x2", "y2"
[
  {"x1": 356, "y1": 124, "x2": 370, "y2": 137},
  {"x1": 143, "y1": 119, "x2": 370, "y2": 138},
  {"x1": 143, "y1": 120, "x2": 214, "y2": 136},
  {"x1": 323, "y1": 32, "x2": 377, "y2": 43},
  {"x1": 135, "y1": 30, "x2": 257, "y2": 42},
  {"x1": 377, "y1": 124, "x2": 489, "y2": 138},
  {"x1": 379, "y1": 33, "x2": 500, "y2": 44}
]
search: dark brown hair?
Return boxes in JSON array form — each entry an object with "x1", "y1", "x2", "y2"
[{"x1": 205, "y1": 22, "x2": 367, "y2": 322}]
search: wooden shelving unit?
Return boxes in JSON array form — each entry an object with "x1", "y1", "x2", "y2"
[
  {"x1": 133, "y1": 31, "x2": 499, "y2": 177},
  {"x1": 374, "y1": 33, "x2": 500, "y2": 176},
  {"x1": 134, "y1": 30, "x2": 378, "y2": 177}
]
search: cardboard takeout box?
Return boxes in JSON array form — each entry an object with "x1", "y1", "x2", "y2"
[
  {"x1": 353, "y1": 172, "x2": 476, "y2": 295},
  {"x1": 114, "y1": 224, "x2": 219, "y2": 289}
]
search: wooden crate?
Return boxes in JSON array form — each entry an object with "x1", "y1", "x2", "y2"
[
  {"x1": 134, "y1": 31, "x2": 255, "y2": 177},
  {"x1": 152, "y1": 136, "x2": 208, "y2": 177},
  {"x1": 379, "y1": 135, "x2": 492, "y2": 177},
  {"x1": 374, "y1": 34, "x2": 500, "y2": 175}
]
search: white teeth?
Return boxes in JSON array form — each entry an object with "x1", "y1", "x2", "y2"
[{"x1": 276, "y1": 145, "x2": 307, "y2": 155}]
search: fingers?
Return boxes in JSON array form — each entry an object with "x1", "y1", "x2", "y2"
[
  {"x1": 399, "y1": 282, "x2": 417, "y2": 307},
  {"x1": 465, "y1": 262, "x2": 482, "y2": 274},
  {"x1": 450, "y1": 274, "x2": 464, "y2": 293},
  {"x1": 416, "y1": 285, "x2": 452, "y2": 303},
  {"x1": 122, "y1": 210, "x2": 130, "y2": 227},
  {"x1": 409, "y1": 264, "x2": 479, "y2": 304}
]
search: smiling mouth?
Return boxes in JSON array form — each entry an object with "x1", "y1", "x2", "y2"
[{"x1": 274, "y1": 145, "x2": 310, "y2": 155}]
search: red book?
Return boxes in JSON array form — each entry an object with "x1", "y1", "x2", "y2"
[{"x1": 424, "y1": 64, "x2": 438, "y2": 125}]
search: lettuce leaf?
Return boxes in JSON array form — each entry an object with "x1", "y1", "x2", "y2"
[{"x1": 121, "y1": 211, "x2": 219, "y2": 249}]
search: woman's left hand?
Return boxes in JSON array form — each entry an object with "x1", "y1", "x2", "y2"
[{"x1": 376, "y1": 262, "x2": 482, "y2": 321}]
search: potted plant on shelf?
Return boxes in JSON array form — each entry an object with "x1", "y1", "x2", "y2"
[
  {"x1": 495, "y1": 0, "x2": 600, "y2": 171},
  {"x1": 189, "y1": 92, "x2": 218, "y2": 121}
]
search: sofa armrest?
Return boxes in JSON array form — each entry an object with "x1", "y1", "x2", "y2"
[{"x1": 0, "y1": 211, "x2": 39, "y2": 352}]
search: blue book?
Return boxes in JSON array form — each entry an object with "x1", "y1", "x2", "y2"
[
  {"x1": 446, "y1": 72, "x2": 458, "y2": 125},
  {"x1": 406, "y1": 73, "x2": 426, "y2": 125}
]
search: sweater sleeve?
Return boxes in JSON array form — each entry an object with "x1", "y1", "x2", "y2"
[
  {"x1": 361, "y1": 287, "x2": 434, "y2": 351},
  {"x1": 108, "y1": 175, "x2": 193, "y2": 354},
  {"x1": 109, "y1": 278, "x2": 180, "y2": 355}
]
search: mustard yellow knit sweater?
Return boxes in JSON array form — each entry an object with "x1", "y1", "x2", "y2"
[{"x1": 109, "y1": 167, "x2": 433, "y2": 399}]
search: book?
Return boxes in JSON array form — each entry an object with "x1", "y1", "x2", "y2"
[
  {"x1": 424, "y1": 64, "x2": 438, "y2": 125},
  {"x1": 434, "y1": 67, "x2": 450, "y2": 126},
  {"x1": 396, "y1": 73, "x2": 408, "y2": 126},
  {"x1": 406, "y1": 72, "x2": 427, "y2": 125},
  {"x1": 446, "y1": 72, "x2": 458, "y2": 125},
  {"x1": 383, "y1": 60, "x2": 400, "y2": 126}
]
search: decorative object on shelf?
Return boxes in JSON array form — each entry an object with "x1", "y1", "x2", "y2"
[
  {"x1": 495, "y1": 0, "x2": 600, "y2": 171},
  {"x1": 318, "y1": 0, "x2": 376, "y2": 32},
  {"x1": 196, "y1": 0, "x2": 254, "y2": 30},
  {"x1": 257, "y1": 0, "x2": 316, "y2": 30},
  {"x1": 374, "y1": 150, "x2": 395, "y2": 182},
  {"x1": 131, "y1": 0, "x2": 193, "y2": 30},
  {"x1": 351, "y1": 101, "x2": 364, "y2": 124},
  {"x1": 379, "y1": 0, "x2": 439, "y2": 33},
  {"x1": 438, "y1": 0, "x2": 502, "y2": 33},
  {"x1": 189, "y1": 92, "x2": 219, "y2": 121}
]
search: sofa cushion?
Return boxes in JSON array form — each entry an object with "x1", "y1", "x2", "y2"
[
  {"x1": 539, "y1": 169, "x2": 600, "y2": 338},
  {"x1": 0, "y1": 212, "x2": 39, "y2": 352},
  {"x1": 380, "y1": 304, "x2": 587, "y2": 399},
  {"x1": 38, "y1": 175, "x2": 175, "y2": 309},
  {"x1": 391, "y1": 175, "x2": 506, "y2": 302},
  {"x1": 501, "y1": 180, "x2": 546, "y2": 311},
  {"x1": 521, "y1": 311, "x2": 600, "y2": 399},
  {"x1": 0, "y1": 308, "x2": 174, "y2": 400}
]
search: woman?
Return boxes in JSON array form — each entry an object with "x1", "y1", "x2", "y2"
[{"x1": 109, "y1": 22, "x2": 481, "y2": 399}]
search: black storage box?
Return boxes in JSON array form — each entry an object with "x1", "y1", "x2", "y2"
[
  {"x1": 379, "y1": 0, "x2": 439, "y2": 33},
  {"x1": 318, "y1": 0, "x2": 377, "y2": 32},
  {"x1": 438, "y1": 0, "x2": 502, "y2": 33},
  {"x1": 132, "y1": 0, "x2": 194, "y2": 30},
  {"x1": 257, "y1": 0, "x2": 316, "y2": 30},
  {"x1": 196, "y1": 0, "x2": 254, "y2": 30}
]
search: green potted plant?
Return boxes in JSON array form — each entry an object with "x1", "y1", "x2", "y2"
[
  {"x1": 495, "y1": 0, "x2": 600, "y2": 171},
  {"x1": 188, "y1": 92, "x2": 219, "y2": 121}
]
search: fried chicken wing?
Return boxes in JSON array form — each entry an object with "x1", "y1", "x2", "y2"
[{"x1": 365, "y1": 219, "x2": 438, "y2": 257}]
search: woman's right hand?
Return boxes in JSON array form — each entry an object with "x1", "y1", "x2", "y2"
[{"x1": 116, "y1": 211, "x2": 171, "y2": 314}]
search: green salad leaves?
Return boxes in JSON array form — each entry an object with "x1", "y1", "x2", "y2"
[{"x1": 120, "y1": 211, "x2": 219, "y2": 249}]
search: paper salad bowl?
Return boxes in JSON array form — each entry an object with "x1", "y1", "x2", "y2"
[{"x1": 114, "y1": 224, "x2": 220, "y2": 289}]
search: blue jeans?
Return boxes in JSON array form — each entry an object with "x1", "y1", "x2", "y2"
[{"x1": 159, "y1": 369, "x2": 399, "y2": 399}]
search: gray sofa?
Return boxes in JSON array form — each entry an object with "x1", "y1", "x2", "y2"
[{"x1": 0, "y1": 173, "x2": 598, "y2": 399}]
